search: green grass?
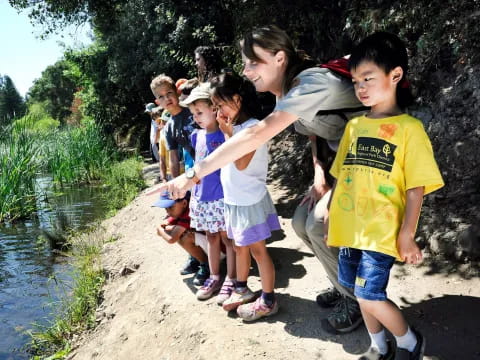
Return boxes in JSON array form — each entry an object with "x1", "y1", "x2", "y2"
[
  {"x1": 0, "y1": 118, "x2": 121, "y2": 221},
  {"x1": 28, "y1": 228, "x2": 108, "y2": 359},
  {"x1": 0, "y1": 124, "x2": 39, "y2": 221},
  {"x1": 41, "y1": 120, "x2": 114, "y2": 185},
  {"x1": 100, "y1": 156, "x2": 146, "y2": 215}
]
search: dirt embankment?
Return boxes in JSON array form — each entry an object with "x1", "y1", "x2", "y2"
[{"x1": 66, "y1": 157, "x2": 480, "y2": 360}]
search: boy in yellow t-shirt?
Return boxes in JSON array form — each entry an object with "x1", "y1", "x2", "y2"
[{"x1": 326, "y1": 32, "x2": 443, "y2": 360}]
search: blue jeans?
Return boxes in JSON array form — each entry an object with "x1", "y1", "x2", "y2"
[{"x1": 338, "y1": 248, "x2": 395, "y2": 301}]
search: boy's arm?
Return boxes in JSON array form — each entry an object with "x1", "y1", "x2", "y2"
[
  {"x1": 156, "y1": 224, "x2": 187, "y2": 244},
  {"x1": 397, "y1": 186, "x2": 424, "y2": 264},
  {"x1": 169, "y1": 150, "x2": 180, "y2": 178},
  {"x1": 154, "y1": 126, "x2": 161, "y2": 144}
]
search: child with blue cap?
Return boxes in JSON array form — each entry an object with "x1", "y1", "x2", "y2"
[{"x1": 153, "y1": 191, "x2": 210, "y2": 285}]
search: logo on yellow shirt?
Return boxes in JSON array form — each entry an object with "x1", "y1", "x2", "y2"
[
  {"x1": 355, "y1": 276, "x2": 367, "y2": 288},
  {"x1": 378, "y1": 123, "x2": 398, "y2": 139}
]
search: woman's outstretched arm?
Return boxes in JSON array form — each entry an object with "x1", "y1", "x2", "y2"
[{"x1": 151, "y1": 110, "x2": 298, "y2": 198}]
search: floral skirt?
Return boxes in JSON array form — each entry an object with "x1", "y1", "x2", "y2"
[{"x1": 189, "y1": 197, "x2": 226, "y2": 233}]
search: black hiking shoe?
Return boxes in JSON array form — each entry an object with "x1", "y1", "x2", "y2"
[
  {"x1": 193, "y1": 262, "x2": 210, "y2": 286},
  {"x1": 394, "y1": 328, "x2": 425, "y2": 360},
  {"x1": 180, "y1": 255, "x2": 200, "y2": 275},
  {"x1": 321, "y1": 296, "x2": 363, "y2": 334},
  {"x1": 316, "y1": 287, "x2": 342, "y2": 308}
]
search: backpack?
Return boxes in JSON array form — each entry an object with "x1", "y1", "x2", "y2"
[
  {"x1": 316, "y1": 57, "x2": 367, "y2": 121},
  {"x1": 319, "y1": 57, "x2": 352, "y2": 79}
]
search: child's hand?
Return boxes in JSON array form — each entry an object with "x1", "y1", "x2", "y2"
[
  {"x1": 397, "y1": 231, "x2": 423, "y2": 264},
  {"x1": 216, "y1": 112, "x2": 233, "y2": 137},
  {"x1": 156, "y1": 226, "x2": 164, "y2": 237}
]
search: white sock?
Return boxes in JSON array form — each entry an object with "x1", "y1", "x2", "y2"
[
  {"x1": 395, "y1": 326, "x2": 417, "y2": 352},
  {"x1": 369, "y1": 329, "x2": 388, "y2": 355},
  {"x1": 210, "y1": 274, "x2": 220, "y2": 281}
]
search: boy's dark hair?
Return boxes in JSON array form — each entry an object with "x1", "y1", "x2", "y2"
[
  {"x1": 349, "y1": 32, "x2": 414, "y2": 109},
  {"x1": 209, "y1": 72, "x2": 262, "y2": 125}
]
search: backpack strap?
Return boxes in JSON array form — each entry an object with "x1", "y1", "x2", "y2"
[{"x1": 319, "y1": 57, "x2": 352, "y2": 79}]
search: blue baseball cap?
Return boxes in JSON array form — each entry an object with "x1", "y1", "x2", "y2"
[{"x1": 152, "y1": 191, "x2": 190, "y2": 208}]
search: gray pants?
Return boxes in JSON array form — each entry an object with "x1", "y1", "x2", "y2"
[{"x1": 291, "y1": 190, "x2": 355, "y2": 300}]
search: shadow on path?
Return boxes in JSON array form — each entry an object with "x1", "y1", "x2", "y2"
[{"x1": 401, "y1": 294, "x2": 480, "y2": 359}]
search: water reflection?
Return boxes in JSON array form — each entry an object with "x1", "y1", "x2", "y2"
[{"x1": 0, "y1": 177, "x2": 108, "y2": 359}]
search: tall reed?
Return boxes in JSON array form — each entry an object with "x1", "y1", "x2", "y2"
[
  {"x1": 0, "y1": 124, "x2": 39, "y2": 221},
  {"x1": 41, "y1": 120, "x2": 114, "y2": 185}
]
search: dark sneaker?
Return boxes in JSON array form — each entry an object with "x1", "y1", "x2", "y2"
[
  {"x1": 321, "y1": 296, "x2": 363, "y2": 334},
  {"x1": 316, "y1": 287, "x2": 342, "y2": 308},
  {"x1": 193, "y1": 263, "x2": 210, "y2": 286},
  {"x1": 180, "y1": 255, "x2": 200, "y2": 275},
  {"x1": 394, "y1": 328, "x2": 425, "y2": 360},
  {"x1": 358, "y1": 340, "x2": 394, "y2": 360}
]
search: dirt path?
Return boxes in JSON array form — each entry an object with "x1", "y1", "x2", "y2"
[{"x1": 67, "y1": 164, "x2": 480, "y2": 360}]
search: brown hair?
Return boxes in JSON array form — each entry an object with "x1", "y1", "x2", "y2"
[
  {"x1": 240, "y1": 25, "x2": 315, "y2": 96},
  {"x1": 150, "y1": 74, "x2": 176, "y2": 94}
]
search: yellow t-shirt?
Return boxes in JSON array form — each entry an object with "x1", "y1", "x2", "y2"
[{"x1": 327, "y1": 114, "x2": 444, "y2": 260}]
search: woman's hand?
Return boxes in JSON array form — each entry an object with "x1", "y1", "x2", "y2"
[
  {"x1": 146, "y1": 174, "x2": 196, "y2": 199},
  {"x1": 299, "y1": 183, "x2": 330, "y2": 211}
]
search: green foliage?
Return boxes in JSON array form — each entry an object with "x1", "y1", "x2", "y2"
[
  {"x1": 28, "y1": 228, "x2": 106, "y2": 358},
  {"x1": 0, "y1": 123, "x2": 38, "y2": 221},
  {"x1": 41, "y1": 121, "x2": 114, "y2": 184},
  {"x1": 0, "y1": 113, "x2": 145, "y2": 222},
  {"x1": 14, "y1": 102, "x2": 60, "y2": 132},
  {"x1": 0, "y1": 75, "x2": 26, "y2": 125},
  {"x1": 100, "y1": 156, "x2": 146, "y2": 215},
  {"x1": 27, "y1": 60, "x2": 81, "y2": 123}
]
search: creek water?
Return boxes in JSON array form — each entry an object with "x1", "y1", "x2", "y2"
[{"x1": 0, "y1": 177, "x2": 108, "y2": 359}]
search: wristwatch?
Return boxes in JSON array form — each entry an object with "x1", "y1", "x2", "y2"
[{"x1": 185, "y1": 167, "x2": 200, "y2": 184}]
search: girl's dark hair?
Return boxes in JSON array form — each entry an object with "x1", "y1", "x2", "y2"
[
  {"x1": 349, "y1": 32, "x2": 414, "y2": 109},
  {"x1": 240, "y1": 25, "x2": 315, "y2": 95},
  {"x1": 194, "y1": 46, "x2": 225, "y2": 82},
  {"x1": 209, "y1": 72, "x2": 262, "y2": 124}
]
